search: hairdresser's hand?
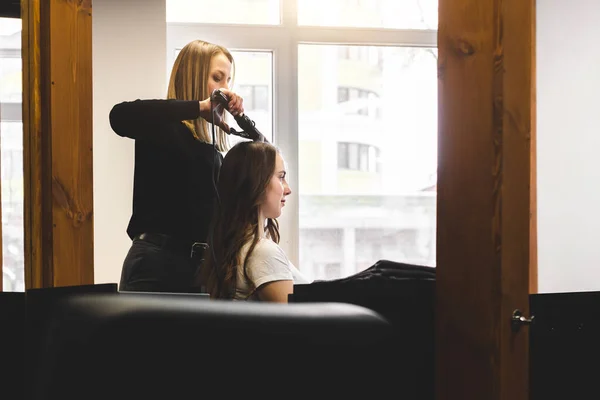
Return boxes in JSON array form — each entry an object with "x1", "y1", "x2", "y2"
[
  {"x1": 219, "y1": 88, "x2": 244, "y2": 116},
  {"x1": 199, "y1": 89, "x2": 245, "y2": 132}
]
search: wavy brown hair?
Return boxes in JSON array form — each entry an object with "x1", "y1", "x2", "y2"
[
  {"x1": 201, "y1": 141, "x2": 281, "y2": 299},
  {"x1": 167, "y1": 39, "x2": 234, "y2": 151}
]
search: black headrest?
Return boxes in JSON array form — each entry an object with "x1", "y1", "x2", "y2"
[
  {"x1": 34, "y1": 293, "x2": 395, "y2": 399},
  {"x1": 0, "y1": 292, "x2": 25, "y2": 400}
]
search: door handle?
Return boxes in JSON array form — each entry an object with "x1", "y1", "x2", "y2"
[{"x1": 511, "y1": 309, "x2": 535, "y2": 332}]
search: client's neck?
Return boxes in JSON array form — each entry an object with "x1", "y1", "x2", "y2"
[{"x1": 257, "y1": 212, "x2": 267, "y2": 239}]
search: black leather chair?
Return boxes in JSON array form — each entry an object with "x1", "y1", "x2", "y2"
[
  {"x1": 32, "y1": 293, "x2": 396, "y2": 399},
  {"x1": 291, "y1": 260, "x2": 436, "y2": 400},
  {"x1": 0, "y1": 292, "x2": 25, "y2": 400}
]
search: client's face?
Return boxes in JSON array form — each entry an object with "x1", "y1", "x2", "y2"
[{"x1": 261, "y1": 153, "x2": 291, "y2": 220}]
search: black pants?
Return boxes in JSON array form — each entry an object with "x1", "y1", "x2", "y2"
[{"x1": 119, "y1": 237, "x2": 201, "y2": 293}]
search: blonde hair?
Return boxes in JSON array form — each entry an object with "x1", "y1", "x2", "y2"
[{"x1": 167, "y1": 40, "x2": 234, "y2": 151}]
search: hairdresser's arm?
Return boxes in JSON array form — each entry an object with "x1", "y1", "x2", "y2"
[
  {"x1": 256, "y1": 280, "x2": 294, "y2": 303},
  {"x1": 109, "y1": 99, "x2": 203, "y2": 140},
  {"x1": 109, "y1": 89, "x2": 243, "y2": 141}
]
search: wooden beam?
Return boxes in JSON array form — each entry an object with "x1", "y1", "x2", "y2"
[
  {"x1": 500, "y1": 1, "x2": 535, "y2": 398},
  {"x1": 22, "y1": 0, "x2": 45, "y2": 289},
  {"x1": 436, "y1": 0, "x2": 534, "y2": 399},
  {"x1": 22, "y1": 0, "x2": 94, "y2": 288}
]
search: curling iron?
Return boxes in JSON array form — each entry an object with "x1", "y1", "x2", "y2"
[{"x1": 210, "y1": 89, "x2": 268, "y2": 142}]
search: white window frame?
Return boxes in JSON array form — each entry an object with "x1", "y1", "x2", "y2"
[{"x1": 166, "y1": 0, "x2": 437, "y2": 266}]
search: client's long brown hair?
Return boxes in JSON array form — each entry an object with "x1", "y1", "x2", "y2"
[{"x1": 201, "y1": 141, "x2": 280, "y2": 299}]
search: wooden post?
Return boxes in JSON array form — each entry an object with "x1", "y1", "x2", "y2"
[
  {"x1": 436, "y1": 0, "x2": 535, "y2": 399},
  {"x1": 22, "y1": 0, "x2": 94, "y2": 288}
]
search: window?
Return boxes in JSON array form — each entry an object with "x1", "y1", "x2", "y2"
[
  {"x1": 337, "y1": 87, "x2": 349, "y2": 103},
  {"x1": 298, "y1": 0, "x2": 437, "y2": 30},
  {"x1": 0, "y1": 17, "x2": 24, "y2": 292},
  {"x1": 166, "y1": 0, "x2": 437, "y2": 281},
  {"x1": 338, "y1": 45, "x2": 383, "y2": 70},
  {"x1": 337, "y1": 86, "x2": 380, "y2": 117},
  {"x1": 238, "y1": 84, "x2": 269, "y2": 112},
  {"x1": 337, "y1": 142, "x2": 380, "y2": 173},
  {"x1": 166, "y1": 0, "x2": 281, "y2": 25},
  {"x1": 226, "y1": 51, "x2": 273, "y2": 145},
  {"x1": 337, "y1": 142, "x2": 349, "y2": 169}
]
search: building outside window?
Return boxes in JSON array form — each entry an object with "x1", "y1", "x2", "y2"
[
  {"x1": 0, "y1": 17, "x2": 24, "y2": 292},
  {"x1": 337, "y1": 141, "x2": 381, "y2": 173},
  {"x1": 337, "y1": 87, "x2": 381, "y2": 117}
]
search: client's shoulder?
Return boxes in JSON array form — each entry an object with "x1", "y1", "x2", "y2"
[{"x1": 251, "y1": 238, "x2": 287, "y2": 259}]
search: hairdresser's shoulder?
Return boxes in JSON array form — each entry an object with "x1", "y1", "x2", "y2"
[
  {"x1": 110, "y1": 98, "x2": 160, "y2": 108},
  {"x1": 109, "y1": 98, "x2": 145, "y2": 115}
]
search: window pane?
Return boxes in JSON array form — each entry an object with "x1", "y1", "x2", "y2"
[
  {"x1": 227, "y1": 51, "x2": 273, "y2": 146},
  {"x1": 0, "y1": 17, "x2": 25, "y2": 292},
  {"x1": 237, "y1": 85, "x2": 254, "y2": 109},
  {"x1": 166, "y1": 0, "x2": 281, "y2": 25},
  {"x1": 359, "y1": 145, "x2": 368, "y2": 171},
  {"x1": 298, "y1": 0, "x2": 438, "y2": 30},
  {"x1": 253, "y1": 85, "x2": 269, "y2": 111},
  {"x1": 298, "y1": 44, "x2": 437, "y2": 281},
  {"x1": 0, "y1": 58, "x2": 20, "y2": 102},
  {"x1": 347, "y1": 143, "x2": 358, "y2": 170},
  {"x1": 337, "y1": 142, "x2": 348, "y2": 169}
]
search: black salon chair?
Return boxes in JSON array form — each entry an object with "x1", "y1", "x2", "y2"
[
  {"x1": 0, "y1": 292, "x2": 25, "y2": 400},
  {"x1": 32, "y1": 293, "x2": 396, "y2": 400}
]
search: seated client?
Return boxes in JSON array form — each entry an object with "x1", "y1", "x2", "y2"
[{"x1": 200, "y1": 141, "x2": 311, "y2": 302}]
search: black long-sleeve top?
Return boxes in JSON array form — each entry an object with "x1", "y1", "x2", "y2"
[{"x1": 109, "y1": 99, "x2": 222, "y2": 244}]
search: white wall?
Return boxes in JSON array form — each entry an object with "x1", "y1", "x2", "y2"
[
  {"x1": 93, "y1": 0, "x2": 166, "y2": 285},
  {"x1": 537, "y1": 0, "x2": 600, "y2": 293}
]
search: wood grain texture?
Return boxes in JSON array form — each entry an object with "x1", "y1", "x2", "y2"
[
  {"x1": 48, "y1": 0, "x2": 94, "y2": 286},
  {"x1": 436, "y1": 0, "x2": 534, "y2": 399},
  {"x1": 22, "y1": 0, "x2": 94, "y2": 288},
  {"x1": 499, "y1": 1, "x2": 534, "y2": 398},
  {"x1": 22, "y1": 0, "x2": 47, "y2": 289}
]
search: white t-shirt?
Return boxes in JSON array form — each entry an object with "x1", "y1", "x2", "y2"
[{"x1": 233, "y1": 238, "x2": 311, "y2": 301}]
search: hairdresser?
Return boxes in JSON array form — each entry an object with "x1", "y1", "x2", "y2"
[{"x1": 109, "y1": 39, "x2": 244, "y2": 293}]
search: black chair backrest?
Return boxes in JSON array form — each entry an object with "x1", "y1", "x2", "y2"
[
  {"x1": 33, "y1": 293, "x2": 395, "y2": 399},
  {"x1": 26, "y1": 284, "x2": 118, "y2": 400},
  {"x1": 530, "y1": 291, "x2": 600, "y2": 400},
  {"x1": 291, "y1": 260, "x2": 436, "y2": 400},
  {"x1": 0, "y1": 292, "x2": 26, "y2": 400}
]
